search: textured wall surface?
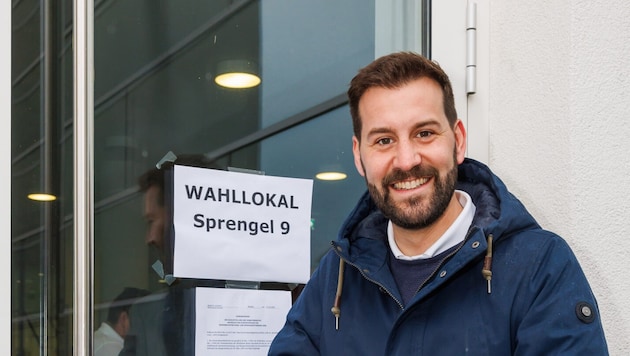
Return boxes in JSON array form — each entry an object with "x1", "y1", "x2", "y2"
[{"x1": 488, "y1": 0, "x2": 630, "y2": 354}]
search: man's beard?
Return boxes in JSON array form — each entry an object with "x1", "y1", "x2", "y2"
[{"x1": 365, "y1": 154, "x2": 458, "y2": 230}]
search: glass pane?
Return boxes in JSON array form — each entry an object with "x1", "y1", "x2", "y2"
[
  {"x1": 11, "y1": 0, "x2": 74, "y2": 354},
  {"x1": 260, "y1": 1, "x2": 375, "y2": 127},
  {"x1": 93, "y1": 1, "x2": 375, "y2": 354}
]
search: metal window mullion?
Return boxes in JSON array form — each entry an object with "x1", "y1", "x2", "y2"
[
  {"x1": 73, "y1": 0, "x2": 94, "y2": 354},
  {"x1": 42, "y1": 0, "x2": 56, "y2": 353}
]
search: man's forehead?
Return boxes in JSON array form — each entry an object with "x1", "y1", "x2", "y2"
[
  {"x1": 144, "y1": 186, "x2": 163, "y2": 210},
  {"x1": 358, "y1": 83, "x2": 448, "y2": 136}
]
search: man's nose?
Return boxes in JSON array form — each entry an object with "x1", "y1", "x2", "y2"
[
  {"x1": 393, "y1": 140, "x2": 421, "y2": 171},
  {"x1": 146, "y1": 231, "x2": 160, "y2": 248}
]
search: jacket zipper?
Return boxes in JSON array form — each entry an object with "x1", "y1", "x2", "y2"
[
  {"x1": 412, "y1": 226, "x2": 479, "y2": 296},
  {"x1": 333, "y1": 249, "x2": 405, "y2": 310}
]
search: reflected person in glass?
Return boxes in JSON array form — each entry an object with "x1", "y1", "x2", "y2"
[
  {"x1": 94, "y1": 287, "x2": 149, "y2": 356},
  {"x1": 123, "y1": 158, "x2": 215, "y2": 356}
]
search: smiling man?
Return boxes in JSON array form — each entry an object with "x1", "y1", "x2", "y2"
[{"x1": 269, "y1": 52, "x2": 608, "y2": 355}]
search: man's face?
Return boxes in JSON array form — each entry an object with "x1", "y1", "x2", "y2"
[
  {"x1": 352, "y1": 77, "x2": 466, "y2": 230},
  {"x1": 143, "y1": 185, "x2": 166, "y2": 252},
  {"x1": 119, "y1": 310, "x2": 130, "y2": 338}
]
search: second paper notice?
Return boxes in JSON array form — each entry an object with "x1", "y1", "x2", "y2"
[{"x1": 195, "y1": 287, "x2": 292, "y2": 356}]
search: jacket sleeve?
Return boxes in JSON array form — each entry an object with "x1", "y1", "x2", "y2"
[
  {"x1": 512, "y1": 233, "x2": 608, "y2": 355},
  {"x1": 268, "y1": 251, "x2": 336, "y2": 356}
]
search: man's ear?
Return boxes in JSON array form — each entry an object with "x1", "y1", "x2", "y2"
[
  {"x1": 352, "y1": 136, "x2": 365, "y2": 177},
  {"x1": 453, "y1": 119, "x2": 467, "y2": 164},
  {"x1": 119, "y1": 310, "x2": 129, "y2": 323}
]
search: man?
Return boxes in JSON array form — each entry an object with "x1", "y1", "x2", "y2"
[
  {"x1": 124, "y1": 158, "x2": 217, "y2": 356},
  {"x1": 141, "y1": 166, "x2": 167, "y2": 261},
  {"x1": 94, "y1": 288, "x2": 149, "y2": 356},
  {"x1": 269, "y1": 52, "x2": 608, "y2": 355},
  {"x1": 139, "y1": 154, "x2": 223, "y2": 281}
]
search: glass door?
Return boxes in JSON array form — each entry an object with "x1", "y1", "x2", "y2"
[{"x1": 91, "y1": 2, "x2": 376, "y2": 354}]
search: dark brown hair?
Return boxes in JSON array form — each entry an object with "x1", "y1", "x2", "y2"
[
  {"x1": 106, "y1": 287, "x2": 150, "y2": 325},
  {"x1": 138, "y1": 167, "x2": 165, "y2": 205},
  {"x1": 137, "y1": 153, "x2": 222, "y2": 207},
  {"x1": 347, "y1": 52, "x2": 457, "y2": 140}
]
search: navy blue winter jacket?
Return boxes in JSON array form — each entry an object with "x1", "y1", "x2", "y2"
[{"x1": 269, "y1": 158, "x2": 608, "y2": 355}]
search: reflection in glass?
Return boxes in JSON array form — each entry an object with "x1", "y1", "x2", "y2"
[
  {"x1": 93, "y1": 1, "x2": 373, "y2": 354},
  {"x1": 12, "y1": 0, "x2": 376, "y2": 354}
]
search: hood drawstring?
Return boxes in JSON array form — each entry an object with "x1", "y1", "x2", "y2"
[
  {"x1": 330, "y1": 259, "x2": 345, "y2": 330},
  {"x1": 330, "y1": 234, "x2": 493, "y2": 329},
  {"x1": 481, "y1": 234, "x2": 494, "y2": 294}
]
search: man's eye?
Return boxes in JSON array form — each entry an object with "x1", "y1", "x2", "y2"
[
  {"x1": 418, "y1": 131, "x2": 433, "y2": 138},
  {"x1": 376, "y1": 137, "x2": 393, "y2": 145}
]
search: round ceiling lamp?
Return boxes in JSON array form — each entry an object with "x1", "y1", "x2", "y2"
[
  {"x1": 214, "y1": 59, "x2": 261, "y2": 89},
  {"x1": 315, "y1": 171, "x2": 347, "y2": 181},
  {"x1": 28, "y1": 193, "x2": 57, "y2": 202}
]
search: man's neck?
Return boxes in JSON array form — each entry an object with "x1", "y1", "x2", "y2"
[{"x1": 392, "y1": 194, "x2": 463, "y2": 256}]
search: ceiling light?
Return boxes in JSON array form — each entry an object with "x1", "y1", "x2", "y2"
[
  {"x1": 315, "y1": 171, "x2": 347, "y2": 181},
  {"x1": 214, "y1": 59, "x2": 261, "y2": 89},
  {"x1": 28, "y1": 193, "x2": 57, "y2": 202}
]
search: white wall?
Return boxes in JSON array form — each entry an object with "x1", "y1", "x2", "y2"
[{"x1": 489, "y1": 1, "x2": 630, "y2": 354}]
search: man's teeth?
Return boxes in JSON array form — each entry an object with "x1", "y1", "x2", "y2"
[{"x1": 393, "y1": 178, "x2": 428, "y2": 190}]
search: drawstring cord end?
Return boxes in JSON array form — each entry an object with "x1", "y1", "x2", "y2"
[
  {"x1": 481, "y1": 234, "x2": 494, "y2": 294},
  {"x1": 330, "y1": 259, "x2": 345, "y2": 330}
]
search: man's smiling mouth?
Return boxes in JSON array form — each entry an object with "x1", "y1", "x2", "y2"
[{"x1": 392, "y1": 177, "x2": 429, "y2": 190}]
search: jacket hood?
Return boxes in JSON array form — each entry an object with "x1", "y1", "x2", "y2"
[
  {"x1": 328, "y1": 158, "x2": 542, "y2": 327},
  {"x1": 337, "y1": 158, "x2": 541, "y2": 246}
]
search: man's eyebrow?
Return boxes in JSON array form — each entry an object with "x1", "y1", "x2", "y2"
[
  {"x1": 365, "y1": 126, "x2": 393, "y2": 138},
  {"x1": 412, "y1": 119, "x2": 442, "y2": 129},
  {"x1": 365, "y1": 119, "x2": 444, "y2": 138}
]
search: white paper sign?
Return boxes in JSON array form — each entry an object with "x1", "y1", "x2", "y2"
[
  {"x1": 172, "y1": 165, "x2": 313, "y2": 283},
  {"x1": 195, "y1": 287, "x2": 291, "y2": 356}
]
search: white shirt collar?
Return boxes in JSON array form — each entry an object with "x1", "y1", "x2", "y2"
[
  {"x1": 95, "y1": 322, "x2": 123, "y2": 342},
  {"x1": 388, "y1": 190, "x2": 476, "y2": 260}
]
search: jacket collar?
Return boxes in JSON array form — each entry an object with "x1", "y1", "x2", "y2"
[{"x1": 338, "y1": 158, "x2": 539, "y2": 249}]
